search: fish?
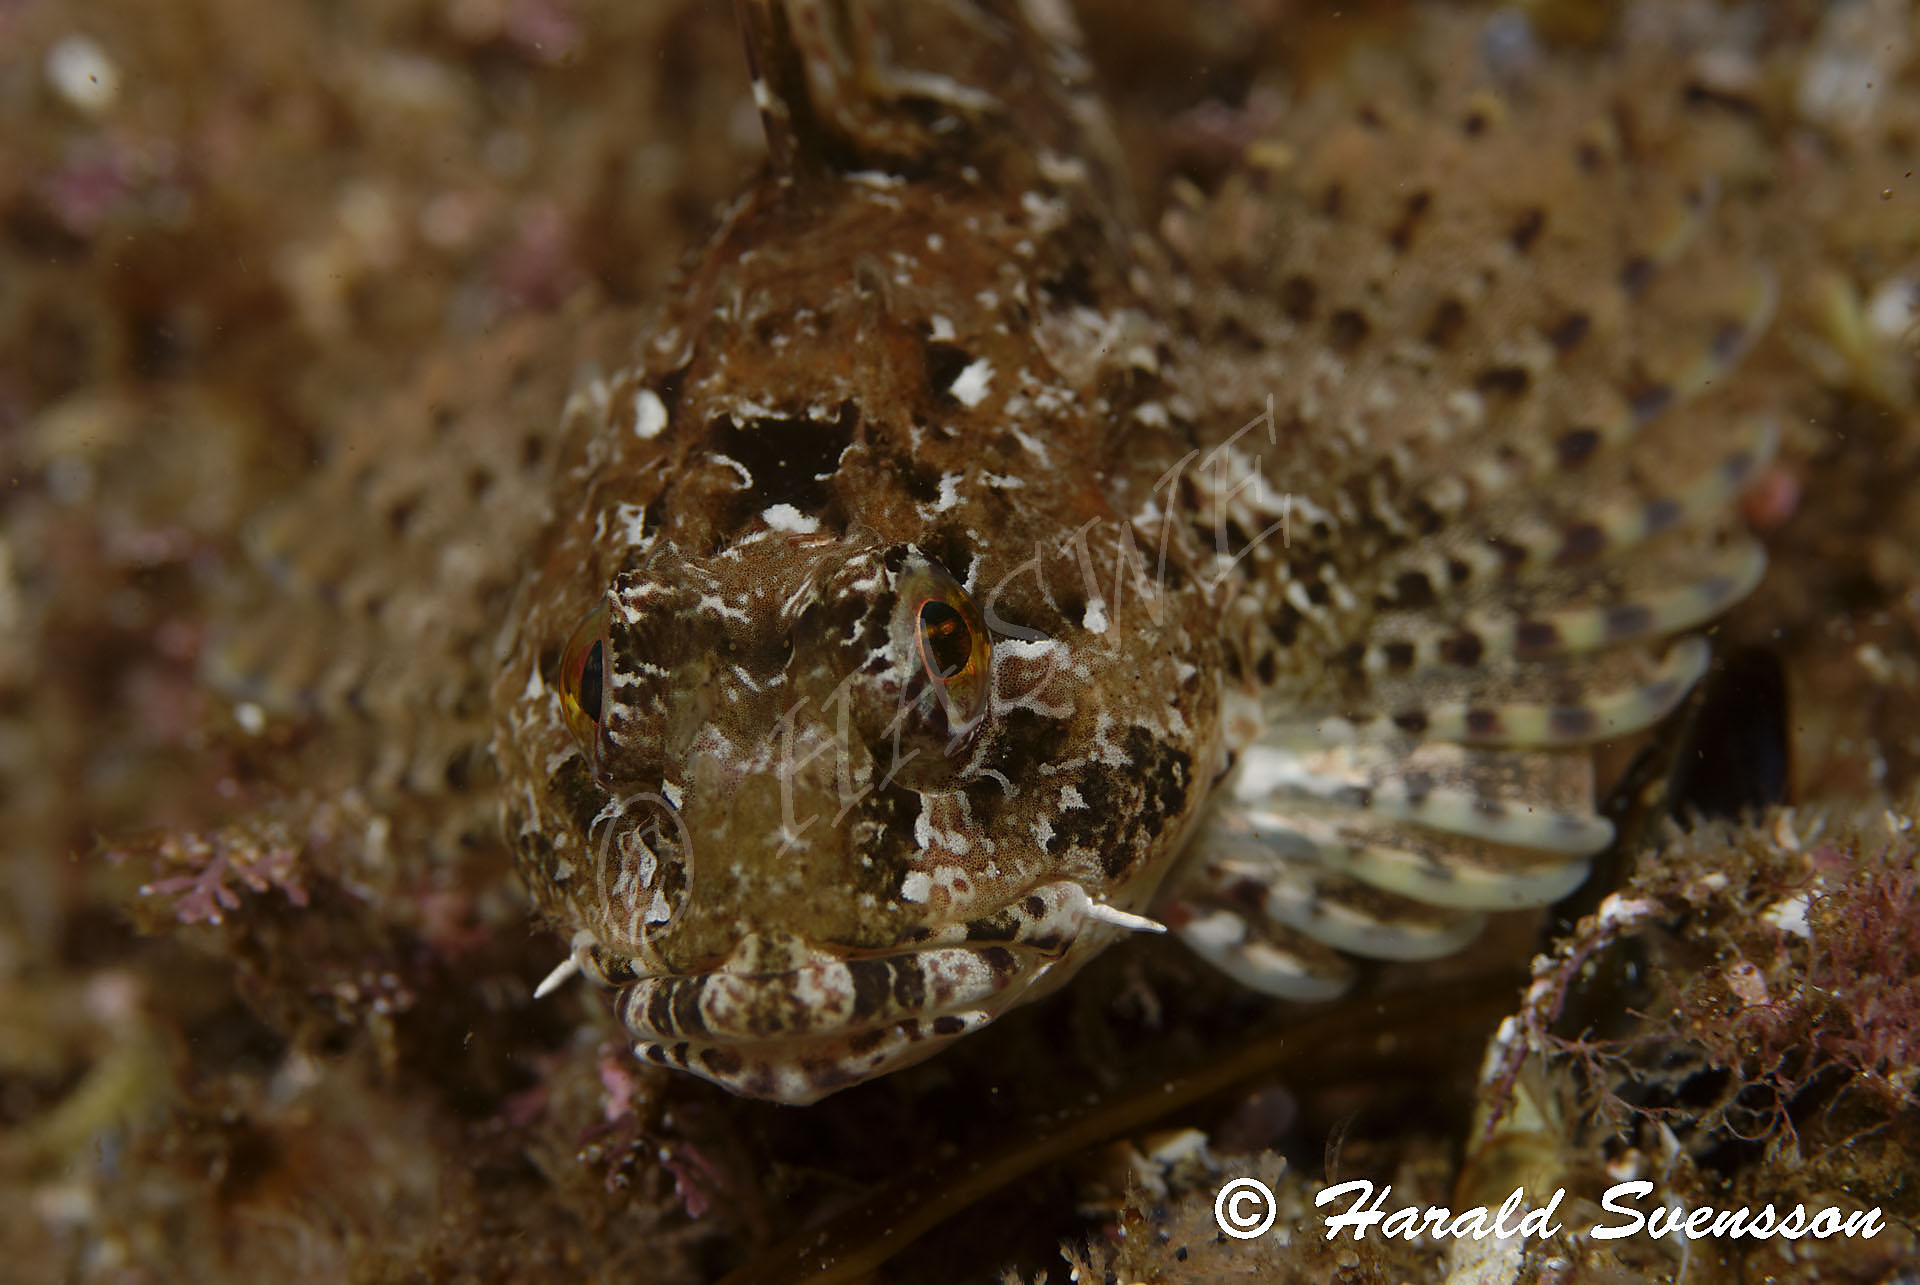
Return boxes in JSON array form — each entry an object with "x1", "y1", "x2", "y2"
[{"x1": 216, "y1": 0, "x2": 1778, "y2": 1106}]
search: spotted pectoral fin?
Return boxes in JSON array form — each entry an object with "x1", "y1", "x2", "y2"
[
  {"x1": 201, "y1": 314, "x2": 604, "y2": 806},
  {"x1": 1229, "y1": 740, "x2": 1612, "y2": 855},
  {"x1": 1364, "y1": 524, "x2": 1764, "y2": 674},
  {"x1": 1170, "y1": 736, "x2": 1610, "y2": 995},
  {"x1": 1378, "y1": 414, "x2": 1776, "y2": 601},
  {"x1": 1333, "y1": 505, "x2": 1766, "y2": 748},
  {"x1": 1401, "y1": 262, "x2": 1778, "y2": 524},
  {"x1": 1349, "y1": 634, "x2": 1711, "y2": 750},
  {"x1": 1217, "y1": 808, "x2": 1599, "y2": 912},
  {"x1": 1171, "y1": 820, "x2": 1488, "y2": 961},
  {"x1": 1165, "y1": 898, "x2": 1356, "y2": 1003}
]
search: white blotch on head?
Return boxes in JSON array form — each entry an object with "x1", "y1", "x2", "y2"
[
  {"x1": 1060, "y1": 784, "x2": 1085, "y2": 810},
  {"x1": 900, "y1": 870, "x2": 932, "y2": 903},
  {"x1": 709, "y1": 453, "x2": 753, "y2": 489},
  {"x1": 761, "y1": 503, "x2": 820, "y2": 534},
  {"x1": 632, "y1": 387, "x2": 668, "y2": 439},
  {"x1": 1444, "y1": 388, "x2": 1485, "y2": 431},
  {"x1": 1010, "y1": 427, "x2": 1051, "y2": 464},
  {"x1": 615, "y1": 501, "x2": 649, "y2": 546},
  {"x1": 696, "y1": 593, "x2": 748, "y2": 622},
  {"x1": 948, "y1": 358, "x2": 994, "y2": 408},
  {"x1": 1019, "y1": 190, "x2": 1068, "y2": 234},
  {"x1": 933, "y1": 473, "x2": 963, "y2": 512}
]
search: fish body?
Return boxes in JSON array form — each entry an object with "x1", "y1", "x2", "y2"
[
  {"x1": 493, "y1": 0, "x2": 1230, "y2": 1103},
  {"x1": 219, "y1": 2, "x2": 1777, "y2": 1105}
]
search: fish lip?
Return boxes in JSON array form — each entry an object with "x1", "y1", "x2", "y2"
[
  {"x1": 607, "y1": 879, "x2": 1132, "y2": 1047},
  {"x1": 631, "y1": 1006, "x2": 1001, "y2": 1105},
  {"x1": 602, "y1": 881, "x2": 1156, "y2": 1103},
  {"x1": 613, "y1": 935, "x2": 1064, "y2": 1106},
  {"x1": 613, "y1": 933, "x2": 1060, "y2": 1048}
]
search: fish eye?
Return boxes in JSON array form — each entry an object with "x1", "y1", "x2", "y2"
[
  {"x1": 897, "y1": 558, "x2": 992, "y2": 749},
  {"x1": 916, "y1": 599, "x2": 977, "y2": 681},
  {"x1": 559, "y1": 600, "x2": 609, "y2": 757}
]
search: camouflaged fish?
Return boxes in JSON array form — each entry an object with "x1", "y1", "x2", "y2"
[{"x1": 220, "y1": 0, "x2": 1778, "y2": 1105}]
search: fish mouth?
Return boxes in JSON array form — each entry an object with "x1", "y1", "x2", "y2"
[{"x1": 603, "y1": 880, "x2": 1157, "y2": 1104}]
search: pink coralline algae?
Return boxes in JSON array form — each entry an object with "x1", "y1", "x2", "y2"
[{"x1": 132, "y1": 826, "x2": 308, "y2": 925}]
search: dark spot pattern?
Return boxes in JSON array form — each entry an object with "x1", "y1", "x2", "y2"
[
  {"x1": 1557, "y1": 523, "x2": 1606, "y2": 564},
  {"x1": 1328, "y1": 309, "x2": 1370, "y2": 352},
  {"x1": 1711, "y1": 319, "x2": 1748, "y2": 364},
  {"x1": 706, "y1": 405, "x2": 857, "y2": 514},
  {"x1": 1441, "y1": 632, "x2": 1486, "y2": 667},
  {"x1": 1393, "y1": 570, "x2": 1436, "y2": 608},
  {"x1": 1508, "y1": 207, "x2": 1546, "y2": 253},
  {"x1": 1549, "y1": 706, "x2": 1598, "y2": 738},
  {"x1": 1630, "y1": 383, "x2": 1674, "y2": 422},
  {"x1": 1476, "y1": 366, "x2": 1532, "y2": 398},
  {"x1": 1604, "y1": 603, "x2": 1654, "y2": 639},
  {"x1": 1516, "y1": 620, "x2": 1561, "y2": 656},
  {"x1": 1488, "y1": 538, "x2": 1528, "y2": 571},
  {"x1": 1547, "y1": 313, "x2": 1592, "y2": 351},
  {"x1": 889, "y1": 956, "x2": 927, "y2": 1012},
  {"x1": 1556, "y1": 427, "x2": 1601, "y2": 467},
  {"x1": 1280, "y1": 275, "x2": 1317, "y2": 322},
  {"x1": 849, "y1": 958, "x2": 893, "y2": 1021},
  {"x1": 1389, "y1": 191, "x2": 1432, "y2": 251},
  {"x1": 1426, "y1": 297, "x2": 1468, "y2": 348},
  {"x1": 701, "y1": 1046, "x2": 745, "y2": 1076}
]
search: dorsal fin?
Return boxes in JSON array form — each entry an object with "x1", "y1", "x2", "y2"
[{"x1": 734, "y1": 0, "x2": 1127, "y2": 200}]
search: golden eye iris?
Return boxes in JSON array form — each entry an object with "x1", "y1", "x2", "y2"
[
  {"x1": 850, "y1": 552, "x2": 997, "y2": 791},
  {"x1": 559, "y1": 600, "x2": 609, "y2": 756},
  {"x1": 916, "y1": 599, "x2": 975, "y2": 680},
  {"x1": 907, "y1": 565, "x2": 991, "y2": 736}
]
